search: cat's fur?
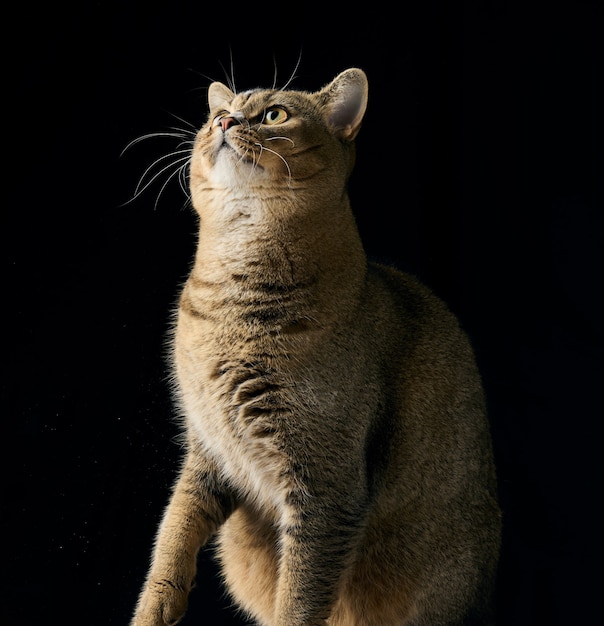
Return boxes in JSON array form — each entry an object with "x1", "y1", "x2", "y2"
[{"x1": 131, "y1": 68, "x2": 501, "y2": 626}]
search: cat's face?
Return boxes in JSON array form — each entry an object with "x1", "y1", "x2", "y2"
[{"x1": 189, "y1": 68, "x2": 368, "y2": 207}]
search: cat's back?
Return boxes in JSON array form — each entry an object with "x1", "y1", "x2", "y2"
[
  {"x1": 362, "y1": 260, "x2": 475, "y2": 366},
  {"x1": 360, "y1": 260, "x2": 496, "y2": 499}
]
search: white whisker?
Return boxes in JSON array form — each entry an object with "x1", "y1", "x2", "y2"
[
  {"x1": 266, "y1": 136, "x2": 295, "y2": 146},
  {"x1": 166, "y1": 111, "x2": 199, "y2": 131},
  {"x1": 178, "y1": 162, "x2": 190, "y2": 197},
  {"x1": 219, "y1": 48, "x2": 237, "y2": 93},
  {"x1": 123, "y1": 152, "x2": 191, "y2": 207},
  {"x1": 134, "y1": 149, "x2": 192, "y2": 196},
  {"x1": 271, "y1": 53, "x2": 278, "y2": 90},
  {"x1": 255, "y1": 142, "x2": 292, "y2": 187},
  {"x1": 122, "y1": 120, "x2": 197, "y2": 208},
  {"x1": 280, "y1": 50, "x2": 303, "y2": 92},
  {"x1": 153, "y1": 159, "x2": 191, "y2": 211},
  {"x1": 120, "y1": 131, "x2": 192, "y2": 157}
]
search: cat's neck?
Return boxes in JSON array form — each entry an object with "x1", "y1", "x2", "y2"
[
  {"x1": 194, "y1": 188, "x2": 362, "y2": 274},
  {"x1": 188, "y1": 188, "x2": 367, "y2": 319}
]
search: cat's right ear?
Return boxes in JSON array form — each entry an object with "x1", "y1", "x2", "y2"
[
  {"x1": 208, "y1": 82, "x2": 235, "y2": 111},
  {"x1": 321, "y1": 68, "x2": 368, "y2": 141}
]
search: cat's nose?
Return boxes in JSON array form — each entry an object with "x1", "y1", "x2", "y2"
[{"x1": 220, "y1": 116, "x2": 240, "y2": 132}]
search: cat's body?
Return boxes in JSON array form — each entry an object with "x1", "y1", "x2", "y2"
[{"x1": 131, "y1": 68, "x2": 501, "y2": 626}]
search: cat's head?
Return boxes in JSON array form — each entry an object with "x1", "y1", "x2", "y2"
[{"x1": 189, "y1": 68, "x2": 368, "y2": 204}]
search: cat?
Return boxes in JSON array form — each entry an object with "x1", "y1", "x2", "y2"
[{"x1": 130, "y1": 67, "x2": 502, "y2": 626}]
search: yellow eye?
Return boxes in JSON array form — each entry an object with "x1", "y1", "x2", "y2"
[{"x1": 263, "y1": 106, "x2": 288, "y2": 125}]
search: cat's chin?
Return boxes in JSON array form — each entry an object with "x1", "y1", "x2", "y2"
[{"x1": 209, "y1": 149, "x2": 270, "y2": 189}]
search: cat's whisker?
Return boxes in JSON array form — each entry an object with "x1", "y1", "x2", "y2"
[
  {"x1": 134, "y1": 149, "x2": 192, "y2": 196},
  {"x1": 125, "y1": 151, "x2": 192, "y2": 207},
  {"x1": 120, "y1": 131, "x2": 192, "y2": 157},
  {"x1": 178, "y1": 160, "x2": 191, "y2": 197},
  {"x1": 166, "y1": 111, "x2": 200, "y2": 132},
  {"x1": 255, "y1": 143, "x2": 292, "y2": 186},
  {"x1": 121, "y1": 116, "x2": 197, "y2": 207},
  {"x1": 271, "y1": 53, "x2": 278, "y2": 90},
  {"x1": 279, "y1": 50, "x2": 303, "y2": 92},
  {"x1": 235, "y1": 136, "x2": 267, "y2": 182},
  {"x1": 219, "y1": 49, "x2": 237, "y2": 94},
  {"x1": 265, "y1": 136, "x2": 295, "y2": 146},
  {"x1": 152, "y1": 159, "x2": 192, "y2": 211},
  {"x1": 242, "y1": 146, "x2": 262, "y2": 183}
]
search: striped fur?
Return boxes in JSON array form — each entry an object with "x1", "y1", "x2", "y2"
[{"x1": 131, "y1": 68, "x2": 501, "y2": 626}]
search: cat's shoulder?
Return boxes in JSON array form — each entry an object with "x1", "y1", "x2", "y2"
[
  {"x1": 367, "y1": 260, "x2": 461, "y2": 331},
  {"x1": 367, "y1": 260, "x2": 436, "y2": 304}
]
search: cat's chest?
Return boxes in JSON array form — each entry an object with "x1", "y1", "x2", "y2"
[
  {"x1": 179, "y1": 344, "x2": 304, "y2": 506},
  {"x1": 172, "y1": 262, "x2": 370, "y2": 501},
  {"x1": 174, "y1": 293, "x2": 306, "y2": 491}
]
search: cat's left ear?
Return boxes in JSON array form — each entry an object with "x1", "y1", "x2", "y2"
[
  {"x1": 208, "y1": 82, "x2": 235, "y2": 111},
  {"x1": 321, "y1": 68, "x2": 368, "y2": 141}
]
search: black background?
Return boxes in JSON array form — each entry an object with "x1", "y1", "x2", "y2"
[{"x1": 5, "y1": 1, "x2": 603, "y2": 624}]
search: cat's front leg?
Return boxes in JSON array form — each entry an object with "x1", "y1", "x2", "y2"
[
  {"x1": 273, "y1": 488, "x2": 366, "y2": 626},
  {"x1": 131, "y1": 452, "x2": 235, "y2": 626}
]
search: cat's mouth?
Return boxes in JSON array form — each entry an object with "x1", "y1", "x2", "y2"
[{"x1": 218, "y1": 138, "x2": 264, "y2": 169}]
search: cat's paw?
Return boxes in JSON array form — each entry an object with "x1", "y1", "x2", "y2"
[{"x1": 130, "y1": 579, "x2": 190, "y2": 626}]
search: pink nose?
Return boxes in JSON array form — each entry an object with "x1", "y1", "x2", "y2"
[{"x1": 220, "y1": 116, "x2": 239, "y2": 131}]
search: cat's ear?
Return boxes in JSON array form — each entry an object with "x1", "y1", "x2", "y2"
[
  {"x1": 208, "y1": 82, "x2": 235, "y2": 111},
  {"x1": 320, "y1": 68, "x2": 368, "y2": 141}
]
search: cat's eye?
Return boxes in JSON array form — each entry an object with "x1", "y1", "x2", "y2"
[{"x1": 263, "y1": 107, "x2": 289, "y2": 125}]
